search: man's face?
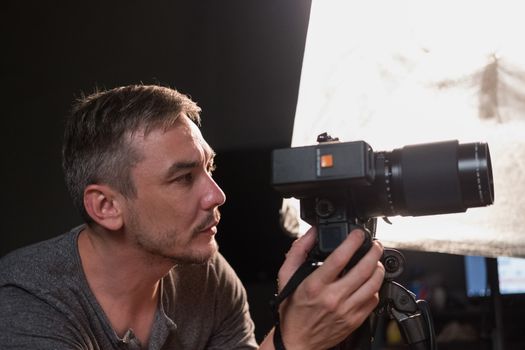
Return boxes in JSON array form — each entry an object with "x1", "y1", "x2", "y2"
[{"x1": 123, "y1": 115, "x2": 226, "y2": 264}]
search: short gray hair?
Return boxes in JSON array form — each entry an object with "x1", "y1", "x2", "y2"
[{"x1": 62, "y1": 84, "x2": 201, "y2": 222}]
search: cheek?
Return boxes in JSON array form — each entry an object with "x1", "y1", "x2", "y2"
[{"x1": 145, "y1": 192, "x2": 199, "y2": 224}]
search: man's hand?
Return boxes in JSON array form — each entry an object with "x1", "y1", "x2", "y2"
[{"x1": 275, "y1": 227, "x2": 385, "y2": 350}]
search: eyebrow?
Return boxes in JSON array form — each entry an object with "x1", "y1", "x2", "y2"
[
  {"x1": 164, "y1": 148, "x2": 216, "y2": 180},
  {"x1": 164, "y1": 160, "x2": 199, "y2": 180}
]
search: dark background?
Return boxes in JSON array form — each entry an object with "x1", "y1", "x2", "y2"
[{"x1": 2, "y1": 1, "x2": 523, "y2": 347}]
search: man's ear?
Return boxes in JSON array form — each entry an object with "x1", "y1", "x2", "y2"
[{"x1": 83, "y1": 184, "x2": 124, "y2": 231}]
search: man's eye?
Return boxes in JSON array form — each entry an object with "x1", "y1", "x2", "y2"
[{"x1": 173, "y1": 173, "x2": 193, "y2": 184}]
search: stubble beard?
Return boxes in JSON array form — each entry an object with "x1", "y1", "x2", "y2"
[{"x1": 127, "y1": 209, "x2": 221, "y2": 265}]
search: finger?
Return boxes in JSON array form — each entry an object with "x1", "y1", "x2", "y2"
[
  {"x1": 334, "y1": 240, "x2": 384, "y2": 296},
  {"x1": 324, "y1": 264, "x2": 384, "y2": 335},
  {"x1": 278, "y1": 228, "x2": 317, "y2": 290},
  {"x1": 344, "y1": 289, "x2": 382, "y2": 332},
  {"x1": 313, "y1": 229, "x2": 366, "y2": 285},
  {"x1": 343, "y1": 263, "x2": 385, "y2": 320}
]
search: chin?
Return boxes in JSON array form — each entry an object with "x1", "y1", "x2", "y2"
[
  {"x1": 172, "y1": 251, "x2": 216, "y2": 265},
  {"x1": 173, "y1": 240, "x2": 219, "y2": 265}
]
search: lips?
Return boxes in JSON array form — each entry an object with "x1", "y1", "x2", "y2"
[
  {"x1": 200, "y1": 220, "x2": 219, "y2": 233},
  {"x1": 195, "y1": 212, "x2": 221, "y2": 234}
]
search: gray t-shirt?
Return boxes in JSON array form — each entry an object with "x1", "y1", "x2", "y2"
[{"x1": 0, "y1": 226, "x2": 258, "y2": 349}]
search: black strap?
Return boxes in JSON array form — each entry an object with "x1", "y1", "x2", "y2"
[
  {"x1": 270, "y1": 260, "x2": 319, "y2": 350},
  {"x1": 273, "y1": 322, "x2": 286, "y2": 350}
]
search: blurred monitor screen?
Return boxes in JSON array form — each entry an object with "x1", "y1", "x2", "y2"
[
  {"x1": 464, "y1": 255, "x2": 525, "y2": 297},
  {"x1": 465, "y1": 255, "x2": 490, "y2": 297},
  {"x1": 497, "y1": 256, "x2": 525, "y2": 295}
]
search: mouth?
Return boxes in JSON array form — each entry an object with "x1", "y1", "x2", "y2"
[
  {"x1": 195, "y1": 210, "x2": 221, "y2": 236},
  {"x1": 195, "y1": 212, "x2": 221, "y2": 235},
  {"x1": 199, "y1": 220, "x2": 219, "y2": 234}
]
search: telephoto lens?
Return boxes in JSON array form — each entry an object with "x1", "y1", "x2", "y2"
[{"x1": 353, "y1": 140, "x2": 494, "y2": 218}]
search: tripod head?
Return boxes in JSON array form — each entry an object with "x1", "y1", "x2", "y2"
[{"x1": 373, "y1": 249, "x2": 436, "y2": 350}]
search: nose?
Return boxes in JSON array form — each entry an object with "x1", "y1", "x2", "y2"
[{"x1": 202, "y1": 175, "x2": 226, "y2": 210}]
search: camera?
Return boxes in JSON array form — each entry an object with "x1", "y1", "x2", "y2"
[{"x1": 272, "y1": 134, "x2": 494, "y2": 262}]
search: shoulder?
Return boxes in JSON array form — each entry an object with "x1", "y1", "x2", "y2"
[
  {"x1": 0, "y1": 226, "x2": 82, "y2": 288},
  {"x1": 0, "y1": 226, "x2": 100, "y2": 348},
  {"x1": 0, "y1": 226, "x2": 88, "y2": 317},
  {"x1": 0, "y1": 226, "x2": 118, "y2": 349},
  {"x1": 0, "y1": 283, "x2": 81, "y2": 347}
]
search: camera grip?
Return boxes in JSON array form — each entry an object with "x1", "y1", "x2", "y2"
[
  {"x1": 311, "y1": 223, "x2": 373, "y2": 271},
  {"x1": 343, "y1": 225, "x2": 373, "y2": 271}
]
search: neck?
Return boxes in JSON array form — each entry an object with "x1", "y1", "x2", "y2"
[{"x1": 78, "y1": 225, "x2": 174, "y2": 346}]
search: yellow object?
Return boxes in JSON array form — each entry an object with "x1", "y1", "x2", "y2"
[{"x1": 386, "y1": 319, "x2": 402, "y2": 345}]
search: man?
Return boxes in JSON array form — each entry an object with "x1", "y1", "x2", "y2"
[{"x1": 0, "y1": 85, "x2": 384, "y2": 349}]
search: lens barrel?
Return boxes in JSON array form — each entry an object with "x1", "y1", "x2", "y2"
[{"x1": 353, "y1": 140, "x2": 494, "y2": 218}]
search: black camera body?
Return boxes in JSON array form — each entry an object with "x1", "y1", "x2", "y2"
[{"x1": 272, "y1": 135, "x2": 494, "y2": 263}]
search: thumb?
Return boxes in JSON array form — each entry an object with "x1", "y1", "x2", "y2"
[{"x1": 278, "y1": 227, "x2": 317, "y2": 291}]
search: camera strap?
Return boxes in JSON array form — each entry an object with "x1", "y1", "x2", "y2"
[{"x1": 270, "y1": 259, "x2": 319, "y2": 350}]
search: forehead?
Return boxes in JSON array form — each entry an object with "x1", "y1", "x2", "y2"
[
  {"x1": 131, "y1": 114, "x2": 213, "y2": 161},
  {"x1": 178, "y1": 115, "x2": 213, "y2": 156}
]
